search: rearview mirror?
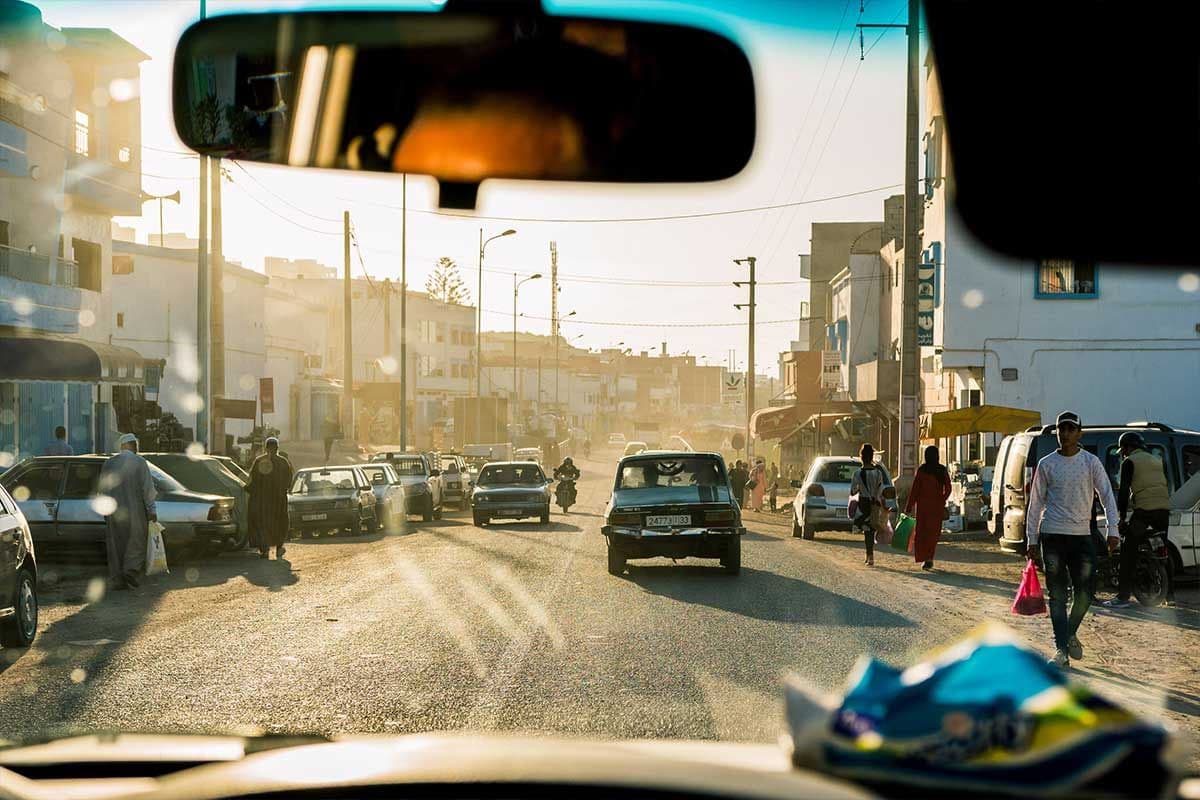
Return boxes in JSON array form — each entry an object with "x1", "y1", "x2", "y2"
[{"x1": 172, "y1": 8, "x2": 755, "y2": 208}]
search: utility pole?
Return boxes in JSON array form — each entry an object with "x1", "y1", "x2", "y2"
[
  {"x1": 210, "y1": 159, "x2": 225, "y2": 452},
  {"x1": 550, "y1": 240, "x2": 559, "y2": 407},
  {"x1": 476, "y1": 227, "x2": 517, "y2": 442},
  {"x1": 860, "y1": 0, "x2": 921, "y2": 495},
  {"x1": 400, "y1": 173, "x2": 408, "y2": 452},
  {"x1": 733, "y1": 256, "x2": 756, "y2": 460},
  {"x1": 343, "y1": 211, "x2": 353, "y2": 446},
  {"x1": 195, "y1": 0, "x2": 208, "y2": 448}
]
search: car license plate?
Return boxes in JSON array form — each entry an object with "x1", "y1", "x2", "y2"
[
  {"x1": 501, "y1": 508, "x2": 521, "y2": 515},
  {"x1": 302, "y1": 513, "x2": 328, "y2": 521},
  {"x1": 646, "y1": 514, "x2": 691, "y2": 527}
]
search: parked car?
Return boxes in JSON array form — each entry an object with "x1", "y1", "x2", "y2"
[
  {"x1": 213, "y1": 455, "x2": 251, "y2": 483},
  {"x1": 514, "y1": 446, "x2": 544, "y2": 465},
  {"x1": 0, "y1": 483, "x2": 37, "y2": 647},
  {"x1": 438, "y1": 454, "x2": 473, "y2": 509},
  {"x1": 288, "y1": 466, "x2": 377, "y2": 537},
  {"x1": 990, "y1": 422, "x2": 1200, "y2": 561},
  {"x1": 471, "y1": 461, "x2": 552, "y2": 526},
  {"x1": 791, "y1": 457, "x2": 897, "y2": 541},
  {"x1": 0, "y1": 455, "x2": 237, "y2": 558},
  {"x1": 607, "y1": 433, "x2": 627, "y2": 446},
  {"x1": 144, "y1": 452, "x2": 249, "y2": 550},
  {"x1": 602, "y1": 451, "x2": 744, "y2": 575},
  {"x1": 355, "y1": 464, "x2": 406, "y2": 530},
  {"x1": 623, "y1": 441, "x2": 648, "y2": 458},
  {"x1": 387, "y1": 454, "x2": 444, "y2": 522},
  {"x1": 1169, "y1": 470, "x2": 1200, "y2": 578}
]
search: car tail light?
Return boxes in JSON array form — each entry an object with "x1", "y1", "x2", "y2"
[
  {"x1": 806, "y1": 484, "x2": 825, "y2": 497},
  {"x1": 208, "y1": 501, "x2": 232, "y2": 521},
  {"x1": 608, "y1": 512, "x2": 641, "y2": 526},
  {"x1": 705, "y1": 509, "x2": 736, "y2": 523}
]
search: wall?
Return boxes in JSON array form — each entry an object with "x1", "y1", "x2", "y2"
[{"x1": 804, "y1": 222, "x2": 883, "y2": 351}]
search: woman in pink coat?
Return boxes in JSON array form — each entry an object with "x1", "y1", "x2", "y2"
[{"x1": 749, "y1": 459, "x2": 766, "y2": 512}]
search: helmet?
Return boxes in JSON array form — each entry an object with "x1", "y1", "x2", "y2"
[
  {"x1": 564, "y1": 457, "x2": 573, "y2": 465},
  {"x1": 1119, "y1": 431, "x2": 1145, "y2": 451}
]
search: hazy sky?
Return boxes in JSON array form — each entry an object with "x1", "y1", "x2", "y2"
[{"x1": 42, "y1": 0, "x2": 913, "y2": 380}]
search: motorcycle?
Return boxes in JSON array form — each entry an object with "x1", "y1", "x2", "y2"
[
  {"x1": 555, "y1": 478, "x2": 577, "y2": 513},
  {"x1": 1092, "y1": 525, "x2": 1170, "y2": 607}
]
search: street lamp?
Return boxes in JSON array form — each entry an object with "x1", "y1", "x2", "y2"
[
  {"x1": 476, "y1": 227, "x2": 516, "y2": 442},
  {"x1": 140, "y1": 190, "x2": 181, "y2": 247},
  {"x1": 513, "y1": 272, "x2": 542, "y2": 428}
]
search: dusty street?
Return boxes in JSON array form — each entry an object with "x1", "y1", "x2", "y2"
[{"x1": 2, "y1": 453, "x2": 1197, "y2": 764}]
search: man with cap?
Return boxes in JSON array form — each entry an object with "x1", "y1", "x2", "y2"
[
  {"x1": 98, "y1": 433, "x2": 158, "y2": 589},
  {"x1": 1104, "y1": 431, "x2": 1173, "y2": 608},
  {"x1": 246, "y1": 437, "x2": 294, "y2": 559},
  {"x1": 1026, "y1": 411, "x2": 1120, "y2": 668}
]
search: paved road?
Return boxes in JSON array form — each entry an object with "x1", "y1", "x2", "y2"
[{"x1": 0, "y1": 451, "x2": 1196, "y2": 758}]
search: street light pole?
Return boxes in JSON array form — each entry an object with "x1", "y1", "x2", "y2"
[
  {"x1": 734, "y1": 257, "x2": 757, "y2": 461},
  {"x1": 477, "y1": 228, "x2": 516, "y2": 443},
  {"x1": 512, "y1": 272, "x2": 542, "y2": 429}
]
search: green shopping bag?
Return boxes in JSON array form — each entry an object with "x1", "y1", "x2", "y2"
[{"x1": 891, "y1": 513, "x2": 916, "y2": 552}]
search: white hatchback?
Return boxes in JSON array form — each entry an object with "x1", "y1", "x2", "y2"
[{"x1": 791, "y1": 457, "x2": 896, "y2": 540}]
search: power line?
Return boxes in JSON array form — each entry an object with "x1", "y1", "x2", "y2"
[
  {"x1": 481, "y1": 308, "x2": 816, "y2": 329},
  {"x1": 229, "y1": 160, "x2": 342, "y2": 223},
  {"x1": 223, "y1": 171, "x2": 342, "y2": 236}
]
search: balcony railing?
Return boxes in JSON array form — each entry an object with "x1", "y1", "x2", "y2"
[{"x1": 0, "y1": 244, "x2": 78, "y2": 289}]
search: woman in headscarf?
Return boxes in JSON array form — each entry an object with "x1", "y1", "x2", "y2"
[
  {"x1": 904, "y1": 445, "x2": 953, "y2": 570},
  {"x1": 246, "y1": 437, "x2": 294, "y2": 560},
  {"x1": 749, "y1": 458, "x2": 766, "y2": 512}
]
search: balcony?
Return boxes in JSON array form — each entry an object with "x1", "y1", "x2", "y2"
[
  {"x1": 65, "y1": 152, "x2": 141, "y2": 216},
  {"x1": 853, "y1": 359, "x2": 899, "y2": 404},
  {"x1": 0, "y1": 244, "x2": 78, "y2": 288}
]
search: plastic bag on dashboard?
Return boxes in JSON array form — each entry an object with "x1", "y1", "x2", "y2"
[{"x1": 784, "y1": 622, "x2": 1183, "y2": 799}]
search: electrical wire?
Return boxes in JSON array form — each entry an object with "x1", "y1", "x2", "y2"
[
  {"x1": 230, "y1": 160, "x2": 343, "y2": 223},
  {"x1": 481, "y1": 309, "x2": 817, "y2": 329},
  {"x1": 223, "y1": 172, "x2": 342, "y2": 236}
]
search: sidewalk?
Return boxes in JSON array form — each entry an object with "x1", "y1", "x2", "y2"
[{"x1": 743, "y1": 509, "x2": 1200, "y2": 766}]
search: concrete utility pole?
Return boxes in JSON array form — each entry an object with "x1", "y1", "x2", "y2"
[
  {"x1": 343, "y1": 211, "x2": 353, "y2": 445},
  {"x1": 859, "y1": 0, "x2": 921, "y2": 493},
  {"x1": 195, "y1": 0, "x2": 209, "y2": 448},
  {"x1": 734, "y1": 256, "x2": 756, "y2": 460},
  {"x1": 512, "y1": 272, "x2": 542, "y2": 428},
  {"x1": 477, "y1": 228, "x2": 516, "y2": 441},
  {"x1": 400, "y1": 173, "x2": 407, "y2": 452},
  {"x1": 210, "y1": 159, "x2": 225, "y2": 452}
]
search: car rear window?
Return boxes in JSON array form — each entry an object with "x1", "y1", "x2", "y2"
[
  {"x1": 478, "y1": 464, "x2": 545, "y2": 486},
  {"x1": 618, "y1": 457, "x2": 723, "y2": 489},
  {"x1": 292, "y1": 469, "x2": 357, "y2": 494},
  {"x1": 812, "y1": 462, "x2": 860, "y2": 484}
]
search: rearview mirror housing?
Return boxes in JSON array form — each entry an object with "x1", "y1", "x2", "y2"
[{"x1": 173, "y1": 7, "x2": 755, "y2": 209}]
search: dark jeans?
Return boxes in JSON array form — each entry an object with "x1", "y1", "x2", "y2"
[
  {"x1": 855, "y1": 504, "x2": 875, "y2": 559},
  {"x1": 1040, "y1": 534, "x2": 1097, "y2": 651},
  {"x1": 1119, "y1": 509, "x2": 1171, "y2": 601}
]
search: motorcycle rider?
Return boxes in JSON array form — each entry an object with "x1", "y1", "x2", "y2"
[
  {"x1": 553, "y1": 457, "x2": 581, "y2": 511},
  {"x1": 1103, "y1": 431, "x2": 1173, "y2": 608}
]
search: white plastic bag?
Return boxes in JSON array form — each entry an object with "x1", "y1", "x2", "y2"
[{"x1": 146, "y1": 520, "x2": 169, "y2": 575}]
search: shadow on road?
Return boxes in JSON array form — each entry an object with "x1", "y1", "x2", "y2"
[
  {"x1": 1095, "y1": 598, "x2": 1200, "y2": 633},
  {"x1": 425, "y1": 527, "x2": 542, "y2": 571},
  {"x1": 1084, "y1": 664, "x2": 1200, "y2": 717},
  {"x1": 289, "y1": 531, "x2": 389, "y2": 545},
  {"x1": 626, "y1": 564, "x2": 914, "y2": 627}
]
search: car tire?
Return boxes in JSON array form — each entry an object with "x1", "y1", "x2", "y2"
[
  {"x1": 721, "y1": 538, "x2": 742, "y2": 575},
  {"x1": 801, "y1": 515, "x2": 815, "y2": 540},
  {"x1": 473, "y1": 512, "x2": 487, "y2": 527},
  {"x1": 422, "y1": 498, "x2": 433, "y2": 523},
  {"x1": 607, "y1": 546, "x2": 626, "y2": 576},
  {"x1": 540, "y1": 505, "x2": 551, "y2": 524},
  {"x1": 0, "y1": 568, "x2": 37, "y2": 648},
  {"x1": 792, "y1": 517, "x2": 803, "y2": 538}
]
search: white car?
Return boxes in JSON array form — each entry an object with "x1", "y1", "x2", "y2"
[
  {"x1": 607, "y1": 433, "x2": 627, "y2": 446},
  {"x1": 356, "y1": 464, "x2": 407, "y2": 529},
  {"x1": 1170, "y1": 470, "x2": 1200, "y2": 575},
  {"x1": 791, "y1": 456, "x2": 897, "y2": 540},
  {"x1": 514, "y1": 447, "x2": 544, "y2": 465}
]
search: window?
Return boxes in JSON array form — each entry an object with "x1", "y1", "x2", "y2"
[
  {"x1": 72, "y1": 238, "x2": 101, "y2": 292},
  {"x1": 450, "y1": 328, "x2": 460, "y2": 345},
  {"x1": 435, "y1": 323, "x2": 444, "y2": 343},
  {"x1": 112, "y1": 254, "x2": 134, "y2": 275},
  {"x1": 74, "y1": 109, "x2": 90, "y2": 156},
  {"x1": 1183, "y1": 446, "x2": 1200, "y2": 482},
  {"x1": 1104, "y1": 444, "x2": 1169, "y2": 490},
  {"x1": 618, "y1": 456, "x2": 724, "y2": 490},
  {"x1": 1036, "y1": 259, "x2": 1098, "y2": 298},
  {"x1": 116, "y1": 312, "x2": 125, "y2": 328},
  {"x1": 4, "y1": 464, "x2": 65, "y2": 501},
  {"x1": 117, "y1": 145, "x2": 131, "y2": 164},
  {"x1": 0, "y1": 219, "x2": 8, "y2": 247},
  {"x1": 62, "y1": 462, "x2": 101, "y2": 499}
]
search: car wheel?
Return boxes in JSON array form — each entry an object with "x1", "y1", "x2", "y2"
[
  {"x1": 606, "y1": 545, "x2": 626, "y2": 576},
  {"x1": 473, "y1": 512, "x2": 487, "y2": 527},
  {"x1": 721, "y1": 538, "x2": 742, "y2": 575},
  {"x1": 540, "y1": 505, "x2": 550, "y2": 524},
  {"x1": 801, "y1": 515, "x2": 815, "y2": 540},
  {"x1": 1, "y1": 568, "x2": 37, "y2": 648},
  {"x1": 792, "y1": 516, "x2": 803, "y2": 538},
  {"x1": 422, "y1": 499, "x2": 433, "y2": 523}
]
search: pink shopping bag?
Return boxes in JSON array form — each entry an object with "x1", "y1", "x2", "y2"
[{"x1": 1011, "y1": 560, "x2": 1048, "y2": 616}]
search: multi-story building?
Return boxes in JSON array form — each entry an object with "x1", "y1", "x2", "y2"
[
  {"x1": 0, "y1": 6, "x2": 149, "y2": 457},
  {"x1": 922, "y1": 52, "x2": 1200, "y2": 462}
]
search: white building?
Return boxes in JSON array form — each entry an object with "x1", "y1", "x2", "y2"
[{"x1": 923, "y1": 54, "x2": 1200, "y2": 461}]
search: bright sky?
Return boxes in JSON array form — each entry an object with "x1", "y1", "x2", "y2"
[{"x1": 41, "y1": 0, "x2": 913, "y2": 377}]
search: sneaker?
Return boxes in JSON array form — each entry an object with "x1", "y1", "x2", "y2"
[
  {"x1": 1068, "y1": 636, "x2": 1084, "y2": 661},
  {"x1": 1049, "y1": 649, "x2": 1070, "y2": 669},
  {"x1": 1102, "y1": 598, "x2": 1133, "y2": 609},
  {"x1": 922, "y1": 561, "x2": 934, "y2": 571}
]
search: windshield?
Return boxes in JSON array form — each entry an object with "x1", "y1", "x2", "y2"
[
  {"x1": 290, "y1": 469, "x2": 358, "y2": 494},
  {"x1": 618, "y1": 456, "x2": 724, "y2": 489},
  {"x1": 0, "y1": 1, "x2": 1195, "y2": 790},
  {"x1": 477, "y1": 464, "x2": 545, "y2": 486}
]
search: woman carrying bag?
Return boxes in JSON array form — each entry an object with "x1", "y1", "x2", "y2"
[
  {"x1": 903, "y1": 445, "x2": 953, "y2": 571},
  {"x1": 849, "y1": 443, "x2": 887, "y2": 566}
]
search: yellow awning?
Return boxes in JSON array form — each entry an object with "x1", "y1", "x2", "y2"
[{"x1": 922, "y1": 405, "x2": 1041, "y2": 439}]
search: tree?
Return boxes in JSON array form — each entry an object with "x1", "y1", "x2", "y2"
[{"x1": 426, "y1": 257, "x2": 471, "y2": 305}]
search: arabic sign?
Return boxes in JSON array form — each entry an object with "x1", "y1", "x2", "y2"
[
  {"x1": 259, "y1": 377, "x2": 275, "y2": 415},
  {"x1": 917, "y1": 242, "x2": 941, "y2": 346},
  {"x1": 820, "y1": 351, "x2": 841, "y2": 390}
]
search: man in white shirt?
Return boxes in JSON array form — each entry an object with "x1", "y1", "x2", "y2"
[{"x1": 1026, "y1": 411, "x2": 1120, "y2": 668}]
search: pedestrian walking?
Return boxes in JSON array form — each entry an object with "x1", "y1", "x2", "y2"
[
  {"x1": 321, "y1": 414, "x2": 338, "y2": 463},
  {"x1": 849, "y1": 443, "x2": 887, "y2": 567},
  {"x1": 904, "y1": 445, "x2": 952, "y2": 570},
  {"x1": 730, "y1": 460, "x2": 749, "y2": 507},
  {"x1": 98, "y1": 433, "x2": 157, "y2": 590},
  {"x1": 768, "y1": 473, "x2": 779, "y2": 512},
  {"x1": 41, "y1": 425, "x2": 74, "y2": 456},
  {"x1": 246, "y1": 437, "x2": 294, "y2": 560},
  {"x1": 1103, "y1": 431, "x2": 1172, "y2": 608},
  {"x1": 749, "y1": 459, "x2": 766, "y2": 512},
  {"x1": 1026, "y1": 411, "x2": 1119, "y2": 669}
]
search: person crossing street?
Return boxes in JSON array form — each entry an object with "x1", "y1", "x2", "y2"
[{"x1": 1026, "y1": 411, "x2": 1120, "y2": 669}]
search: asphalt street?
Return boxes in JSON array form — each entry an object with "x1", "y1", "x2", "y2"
[{"x1": 1, "y1": 450, "x2": 1196, "y2": 759}]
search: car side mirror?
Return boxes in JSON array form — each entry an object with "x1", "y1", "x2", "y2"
[{"x1": 790, "y1": 480, "x2": 803, "y2": 489}]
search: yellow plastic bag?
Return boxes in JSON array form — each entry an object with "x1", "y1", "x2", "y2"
[{"x1": 146, "y1": 520, "x2": 169, "y2": 576}]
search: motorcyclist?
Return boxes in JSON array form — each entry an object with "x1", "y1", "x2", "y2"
[
  {"x1": 1103, "y1": 431, "x2": 1173, "y2": 608},
  {"x1": 553, "y1": 457, "x2": 581, "y2": 511}
]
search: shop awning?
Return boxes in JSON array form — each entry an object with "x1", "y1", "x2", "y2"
[
  {"x1": 921, "y1": 405, "x2": 1041, "y2": 439},
  {"x1": 0, "y1": 336, "x2": 146, "y2": 383},
  {"x1": 749, "y1": 405, "x2": 800, "y2": 440}
]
